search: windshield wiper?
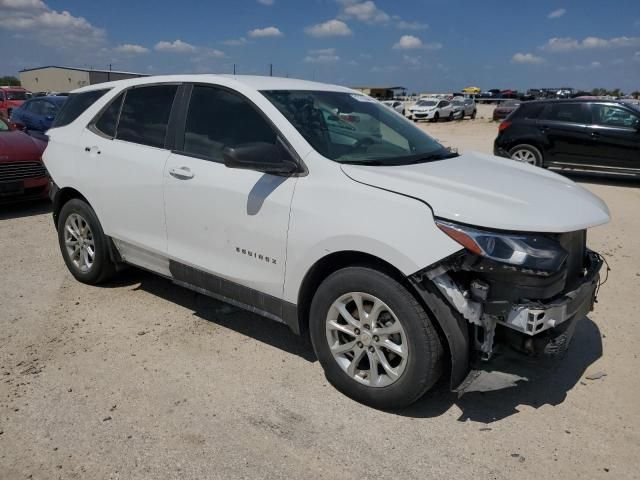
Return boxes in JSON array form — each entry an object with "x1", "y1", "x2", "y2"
[
  {"x1": 405, "y1": 151, "x2": 459, "y2": 164},
  {"x1": 339, "y1": 159, "x2": 388, "y2": 166}
]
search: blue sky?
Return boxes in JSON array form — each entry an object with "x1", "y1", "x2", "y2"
[{"x1": 1, "y1": 0, "x2": 640, "y2": 92}]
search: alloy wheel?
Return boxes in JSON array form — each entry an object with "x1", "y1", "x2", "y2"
[
  {"x1": 325, "y1": 292, "x2": 408, "y2": 388},
  {"x1": 64, "y1": 213, "x2": 95, "y2": 273},
  {"x1": 511, "y1": 149, "x2": 538, "y2": 165}
]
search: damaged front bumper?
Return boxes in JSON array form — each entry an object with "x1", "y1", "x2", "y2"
[{"x1": 411, "y1": 245, "x2": 603, "y2": 390}]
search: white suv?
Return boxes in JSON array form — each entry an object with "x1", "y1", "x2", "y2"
[{"x1": 44, "y1": 75, "x2": 610, "y2": 408}]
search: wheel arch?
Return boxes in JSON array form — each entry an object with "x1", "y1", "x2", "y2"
[
  {"x1": 52, "y1": 186, "x2": 90, "y2": 229},
  {"x1": 295, "y1": 250, "x2": 467, "y2": 387},
  {"x1": 52, "y1": 186, "x2": 123, "y2": 267}
]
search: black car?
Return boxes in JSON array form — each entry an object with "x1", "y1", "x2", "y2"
[{"x1": 494, "y1": 99, "x2": 640, "y2": 175}]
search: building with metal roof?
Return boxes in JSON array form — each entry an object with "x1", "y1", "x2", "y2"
[{"x1": 19, "y1": 66, "x2": 148, "y2": 93}]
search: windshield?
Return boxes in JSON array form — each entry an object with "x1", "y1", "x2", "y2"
[
  {"x1": 417, "y1": 100, "x2": 437, "y2": 107},
  {"x1": 262, "y1": 90, "x2": 453, "y2": 165},
  {"x1": 6, "y1": 91, "x2": 27, "y2": 101}
]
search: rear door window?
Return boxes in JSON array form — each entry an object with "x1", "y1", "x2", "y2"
[
  {"x1": 116, "y1": 85, "x2": 178, "y2": 149},
  {"x1": 181, "y1": 85, "x2": 277, "y2": 161},
  {"x1": 52, "y1": 89, "x2": 108, "y2": 128},
  {"x1": 512, "y1": 103, "x2": 545, "y2": 120},
  {"x1": 539, "y1": 103, "x2": 589, "y2": 124}
]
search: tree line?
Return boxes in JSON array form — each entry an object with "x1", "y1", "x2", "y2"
[{"x1": 0, "y1": 76, "x2": 21, "y2": 86}]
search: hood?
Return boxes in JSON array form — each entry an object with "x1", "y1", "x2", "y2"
[
  {"x1": 340, "y1": 151, "x2": 610, "y2": 233},
  {"x1": 0, "y1": 132, "x2": 46, "y2": 162}
]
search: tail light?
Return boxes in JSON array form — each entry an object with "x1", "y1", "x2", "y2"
[{"x1": 498, "y1": 120, "x2": 512, "y2": 132}]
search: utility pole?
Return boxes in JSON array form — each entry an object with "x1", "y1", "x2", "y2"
[
  {"x1": 269, "y1": 64, "x2": 273, "y2": 76},
  {"x1": 233, "y1": 64, "x2": 236, "y2": 75},
  {"x1": 108, "y1": 63, "x2": 112, "y2": 81}
]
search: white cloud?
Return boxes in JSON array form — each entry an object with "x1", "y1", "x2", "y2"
[
  {"x1": 154, "y1": 39, "x2": 196, "y2": 53},
  {"x1": 548, "y1": 8, "x2": 566, "y2": 19},
  {"x1": 305, "y1": 19, "x2": 352, "y2": 37},
  {"x1": 512, "y1": 52, "x2": 545, "y2": 64},
  {"x1": 200, "y1": 48, "x2": 225, "y2": 58},
  {"x1": 338, "y1": 0, "x2": 389, "y2": 24},
  {"x1": 392, "y1": 35, "x2": 441, "y2": 50},
  {"x1": 304, "y1": 48, "x2": 340, "y2": 63},
  {"x1": 542, "y1": 36, "x2": 640, "y2": 52},
  {"x1": 114, "y1": 43, "x2": 149, "y2": 54},
  {"x1": 223, "y1": 37, "x2": 248, "y2": 46},
  {"x1": 0, "y1": 0, "x2": 45, "y2": 9},
  {"x1": 248, "y1": 26, "x2": 283, "y2": 38},
  {"x1": 395, "y1": 20, "x2": 428, "y2": 30},
  {"x1": 257, "y1": 0, "x2": 274, "y2": 4},
  {"x1": 0, "y1": 1, "x2": 105, "y2": 49}
]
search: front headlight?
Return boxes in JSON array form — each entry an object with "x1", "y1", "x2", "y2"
[{"x1": 435, "y1": 219, "x2": 568, "y2": 272}]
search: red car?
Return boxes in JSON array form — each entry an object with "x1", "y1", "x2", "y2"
[
  {"x1": 0, "y1": 87, "x2": 29, "y2": 120},
  {"x1": 0, "y1": 117, "x2": 49, "y2": 202},
  {"x1": 492, "y1": 100, "x2": 521, "y2": 121}
]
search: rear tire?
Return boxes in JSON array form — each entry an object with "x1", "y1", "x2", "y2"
[
  {"x1": 508, "y1": 144, "x2": 543, "y2": 167},
  {"x1": 309, "y1": 267, "x2": 443, "y2": 409},
  {"x1": 57, "y1": 198, "x2": 116, "y2": 285}
]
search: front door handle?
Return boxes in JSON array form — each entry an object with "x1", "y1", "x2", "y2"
[
  {"x1": 169, "y1": 166, "x2": 194, "y2": 179},
  {"x1": 591, "y1": 131, "x2": 600, "y2": 138}
]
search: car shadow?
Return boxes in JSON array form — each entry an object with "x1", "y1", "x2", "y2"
[
  {"x1": 104, "y1": 268, "x2": 317, "y2": 363},
  {"x1": 0, "y1": 199, "x2": 51, "y2": 220},
  {"x1": 396, "y1": 316, "x2": 603, "y2": 422},
  {"x1": 102, "y1": 268, "x2": 602, "y2": 420}
]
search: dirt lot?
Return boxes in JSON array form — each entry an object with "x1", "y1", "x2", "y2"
[{"x1": 1, "y1": 114, "x2": 639, "y2": 479}]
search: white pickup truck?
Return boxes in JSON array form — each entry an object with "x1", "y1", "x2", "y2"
[{"x1": 44, "y1": 75, "x2": 609, "y2": 408}]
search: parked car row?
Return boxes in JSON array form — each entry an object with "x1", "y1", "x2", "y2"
[{"x1": 407, "y1": 97, "x2": 476, "y2": 122}]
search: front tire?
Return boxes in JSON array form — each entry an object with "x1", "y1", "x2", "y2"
[
  {"x1": 57, "y1": 198, "x2": 116, "y2": 285},
  {"x1": 509, "y1": 144, "x2": 543, "y2": 167},
  {"x1": 309, "y1": 267, "x2": 443, "y2": 409}
]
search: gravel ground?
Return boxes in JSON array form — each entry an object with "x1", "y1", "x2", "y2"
[{"x1": 1, "y1": 115, "x2": 639, "y2": 479}]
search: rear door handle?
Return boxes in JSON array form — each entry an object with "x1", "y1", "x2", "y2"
[
  {"x1": 84, "y1": 146, "x2": 101, "y2": 155},
  {"x1": 169, "y1": 166, "x2": 194, "y2": 179},
  {"x1": 591, "y1": 131, "x2": 600, "y2": 138}
]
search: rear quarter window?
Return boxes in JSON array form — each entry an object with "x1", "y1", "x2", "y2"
[
  {"x1": 511, "y1": 103, "x2": 545, "y2": 120},
  {"x1": 51, "y1": 89, "x2": 108, "y2": 128}
]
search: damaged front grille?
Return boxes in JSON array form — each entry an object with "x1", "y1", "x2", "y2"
[{"x1": 412, "y1": 232, "x2": 602, "y2": 360}]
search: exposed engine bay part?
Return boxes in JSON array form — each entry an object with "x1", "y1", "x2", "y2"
[
  {"x1": 414, "y1": 246, "x2": 602, "y2": 361},
  {"x1": 430, "y1": 273, "x2": 482, "y2": 325},
  {"x1": 429, "y1": 272, "x2": 497, "y2": 359}
]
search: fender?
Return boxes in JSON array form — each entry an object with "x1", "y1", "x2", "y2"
[{"x1": 409, "y1": 274, "x2": 470, "y2": 390}]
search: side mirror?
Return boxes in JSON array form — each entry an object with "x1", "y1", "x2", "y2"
[{"x1": 223, "y1": 141, "x2": 299, "y2": 175}]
